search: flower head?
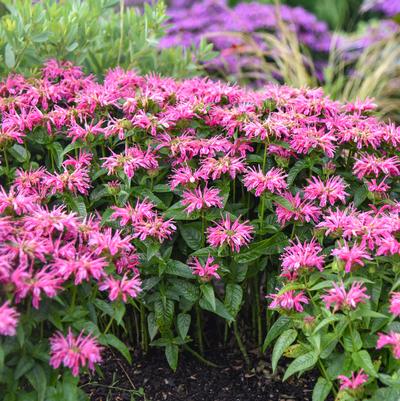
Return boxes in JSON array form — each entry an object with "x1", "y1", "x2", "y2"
[
  {"x1": 181, "y1": 186, "x2": 223, "y2": 215},
  {"x1": 377, "y1": 332, "x2": 400, "y2": 359},
  {"x1": 338, "y1": 369, "x2": 368, "y2": 391},
  {"x1": 243, "y1": 166, "x2": 287, "y2": 196},
  {"x1": 281, "y1": 239, "x2": 324, "y2": 280},
  {"x1": 389, "y1": 292, "x2": 400, "y2": 317},
  {"x1": 321, "y1": 281, "x2": 370, "y2": 312},
  {"x1": 189, "y1": 256, "x2": 220, "y2": 282},
  {"x1": 49, "y1": 329, "x2": 102, "y2": 376},
  {"x1": 268, "y1": 290, "x2": 309, "y2": 312},
  {"x1": 207, "y1": 215, "x2": 253, "y2": 252},
  {"x1": 0, "y1": 301, "x2": 19, "y2": 336}
]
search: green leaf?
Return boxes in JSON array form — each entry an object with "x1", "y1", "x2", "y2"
[
  {"x1": 0, "y1": 346, "x2": 4, "y2": 372},
  {"x1": 8, "y1": 144, "x2": 29, "y2": 163},
  {"x1": 177, "y1": 313, "x2": 191, "y2": 340},
  {"x1": 312, "y1": 377, "x2": 332, "y2": 401},
  {"x1": 271, "y1": 329, "x2": 298, "y2": 373},
  {"x1": 5, "y1": 44, "x2": 15, "y2": 68},
  {"x1": 224, "y1": 283, "x2": 243, "y2": 317},
  {"x1": 283, "y1": 351, "x2": 318, "y2": 381},
  {"x1": 343, "y1": 329, "x2": 362, "y2": 352},
  {"x1": 165, "y1": 344, "x2": 178, "y2": 371},
  {"x1": 165, "y1": 260, "x2": 193, "y2": 279},
  {"x1": 352, "y1": 350, "x2": 377, "y2": 377},
  {"x1": 147, "y1": 312, "x2": 158, "y2": 341},
  {"x1": 14, "y1": 355, "x2": 35, "y2": 379},
  {"x1": 26, "y1": 364, "x2": 47, "y2": 401},
  {"x1": 262, "y1": 316, "x2": 291, "y2": 352},
  {"x1": 180, "y1": 222, "x2": 203, "y2": 250},
  {"x1": 201, "y1": 284, "x2": 216, "y2": 311},
  {"x1": 101, "y1": 333, "x2": 131, "y2": 364},
  {"x1": 171, "y1": 280, "x2": 199, "y2": 303},
  {"x1": 287, "y1": 159, "x2": 308, "y2": 186},
  {"x1": 235, "y1": 232, "x2": 288, "y2": 263},
  {"x1": 199, "y1": 298, "x2": 234, "y2": 322}
]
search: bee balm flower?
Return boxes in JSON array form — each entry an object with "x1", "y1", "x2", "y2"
[
  {"x1": 338, "y1": 369, "x2": 368, "y2": 391},
  {"x1": 49, "y1": 329, "x2": 102, "y2": 376},
  {"x1": 207, "y1": 215, "x2": 253, "y2": 252},
  {"x1": 0, "y1": 301, "x2": 19, "y2": 336},
  {"x1": 189, "y1": 256, "x2": 220, "y2": 282}
]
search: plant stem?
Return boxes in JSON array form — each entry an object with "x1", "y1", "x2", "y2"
[
  {"x1": 183, "y1": 345, "x2": 220, "y2": 368},
  {"x1": 254, "y1": 275, "x2": 262, "y2": 347},
  {"x1": 233, "y1": 320, "x2": 250, "y2": 367},
  {"x1": 195, "y1": 304, "x2": 204, "y2": 355},
  {"x1": 140, "y1": 303, "x2": 148, "y2": 353},
  {"x1": 104, "y1": 317, "x2": 114, "y2": 335}
]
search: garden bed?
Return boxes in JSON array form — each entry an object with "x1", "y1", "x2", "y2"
[{"x1": 84, "y1": 347, "x2": 318, "y2": 401}]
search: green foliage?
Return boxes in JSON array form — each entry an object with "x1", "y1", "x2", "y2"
[{"x1": 0, "y1": 0, "x2": 216, "y2": 77}]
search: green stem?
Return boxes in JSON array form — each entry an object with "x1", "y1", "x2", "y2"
[
  {"x1": 233, "y1": 320, "x2": 250, "y2": 367},
  {"x1": 195, "y1": 304, "x2": 204, "y2": 355},
  {"x1": 318, "y1": 360, "x2": 337, "y2": 396},
  {"x1": 201, "y1": 211, "x2": 206, "y2": 248},
  {"x1": 183, "y1": 345, "x2": 220, "y2": 368},
  {"x1": 117, "y1": 0, "x2": 124, "y2": 65},
  {"x1": 140, "y1": 303, "x2": 148, "y2": 353},
  {"x1": 254, "y1": 276, "x2": 262, "y2": 347},
  {"x1": 104, "y1": 317, "x2": 114, "y2": 335}
]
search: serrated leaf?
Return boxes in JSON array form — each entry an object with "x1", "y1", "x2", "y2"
[
  {"x1": 5, "y1": 44, "x2": 15, "y2": 68},
  {"x1": 201, "y1": 284, "x2": 216, "y2": 311},
  {"x1": 312, "y1": 377, "x2": 332, "y2": 401},
  {"x1": 101, "y1": 333, "x2": 131, "y2": 364},
  {"x1": 177, "y1": 313, "x2": 191, "y2": 339},
  {"x1": 352, "y1": 350, "x2": 377, "y2": 377},
  {"x1": 199, "y1": 298, "x2": 234, "y2": 321},
  {"x1": 272, "y1": 329, "x2": 298, "y2": 373},
  {"x1": 165, "y1": 344, "x2": 178, "y2": 371},
  {"x1": 235, "y1": 232, "x2": 288, "y2": 263},
  {"x1": 165, "y1": 260, "x2": 193, "y2": 279},
  {"x1": 180, "y1": 222, "x2": 203, "y2": 250},
  {"x1": 224, "y1": 283, "x2": 243, "y2": 317},
  {"x1": 262, "y1": 316, "x2": 291, "y2": 352},
  {"x1": 283, "y1": 351, "x2": 318, "y2": 381},
  {"x1": 26, "y1": 364, "x2": 47, "y2": 401},
  {"x1": 147, "y1": 312, "x2": 158, "y2": 341}
]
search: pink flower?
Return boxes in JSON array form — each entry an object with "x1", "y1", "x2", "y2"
[
  {"x1": 280, "y1": 239, "x2": 324, "y2": 280},
  {"x1": 304, "y1": 176, "x2": 348, "y2": 207},
  {"x1": 89, "y1": 228, "x2": 134, "y2": 256},
  {"x1": 331, "y1": 241, "x2": 371, "y2": 273},
  {"x1": 353, "y1": 154, "x2": 400, "y2": 179},
  {"x1": 102, "y1": 146, "x2": 158, "y2": 179},
  {"x1": 243, "y1": 167, "x2": 287, "y2": 196},
  {"x1": 0, "y1": 301, "x2": 19, "y2": 336},
  {"x1": 132, "y1": 215, "x2": 176, "y2": 242},
  {"x1": 207, "y1": 215, "x2": 253, "y2": 252},
  {"x1": 268, "y1": 290, "x2": 309, "y2": 312},
  {"x1": 189, "y1": 256, "x2": 220, "y2": 282},
  {"x1": 54, "y1": 253, "x2": 107, "y2": 285},
  {"x1": 49, "y1": 329, "x2": 102, "y2": 376},
  {"x1": 169, "y1": 166, "x2": 207, "y2": 190},
  {"x1": 389, "y1": 292, "x2": 400, "y2": 317},
  {"x1": 181, "y1": 186, "x2": 223, "y2": 214},
  {"x1": 377, "y1": 332, "x2": 400, "y2": 359},
  {"x1": 321, "y1": 281, "x2": 370, "y2": 312},
  {"x1": 365, "y1": 177, "x2": 390, "y2": 193},
  {"x1": 111, "y1": 199, "x2": 155, "y2": 226},
  {"x1": 99, "y1": 273, "x2": 142, "y2": 302},
  {"x1": 275, "y1": 192, "x2": 321, "y2": 226},
  {"x1": 199, "y1": 156, "x2": 246, "y2": 180},
  {"x1": 338, "y1": 369, "x2": 368, "y2": 391}
]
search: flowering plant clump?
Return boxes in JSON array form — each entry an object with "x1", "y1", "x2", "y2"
[{"x1": 0, "y1": 60, "x2": 399, "y2": 400}]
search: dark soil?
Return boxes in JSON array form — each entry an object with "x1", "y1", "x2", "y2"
[{"x1": 83, "y1": 346, "x2": 318, "y2": 401}]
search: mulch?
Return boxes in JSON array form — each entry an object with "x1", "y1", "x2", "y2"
[{"x1": 83, "y1": 346, "x2": 318, "y2": 401}]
